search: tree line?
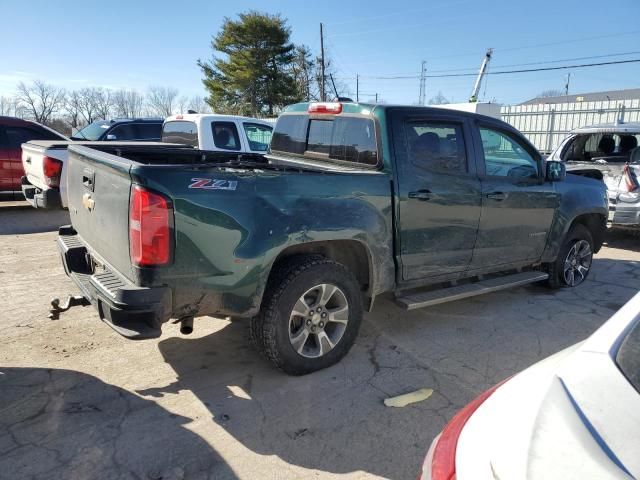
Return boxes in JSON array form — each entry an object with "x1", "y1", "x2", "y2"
[{"x1": 0, "y1": 81, "x2": 212, "y2": 135}]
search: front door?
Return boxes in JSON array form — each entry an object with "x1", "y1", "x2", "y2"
[
  {"x1": 392, "y1": 110, "x2": 482, "y2": 281},
  {"x1": 470, "y1": 123, "x2": 559, "y2": 270}
]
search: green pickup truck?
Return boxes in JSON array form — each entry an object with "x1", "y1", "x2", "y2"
[{"x1": 58, "y1": 102, "x2": 608, "y2": 374}]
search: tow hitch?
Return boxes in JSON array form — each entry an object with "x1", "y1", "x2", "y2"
[{"x1": 48, "y1": 295, "x2": 91, "y2": 320}]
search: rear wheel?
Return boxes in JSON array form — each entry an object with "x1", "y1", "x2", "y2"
[
  {"x1": 546, "y1": 224, "x2": 594, "y2": 288},
  {"x1": 254, "y1": 256, "x2": 362, "y2": 375}
]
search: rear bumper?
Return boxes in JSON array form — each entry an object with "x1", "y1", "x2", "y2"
[
  {"x1": 610, "y1": 204, "x2": 640, "y2": 227},
  {"x1": 21, "y1": 176, "x2": 62, "y2": 209},
  {"x1": 57, "y1": 225, "x2": 172, "y2": 339}
]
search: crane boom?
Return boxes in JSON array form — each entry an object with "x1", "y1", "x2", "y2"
[{"x1": 469, "y1": 48, "x2": 493, "y2": 103}]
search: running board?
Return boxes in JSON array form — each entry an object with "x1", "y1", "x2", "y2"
[{"x1": 395, "y1": 271, "x2": 549, "y2": 311}]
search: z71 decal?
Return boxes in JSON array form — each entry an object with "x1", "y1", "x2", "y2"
[{"x1": 189, "y1": 178, "x2": 238, "y2": 191}]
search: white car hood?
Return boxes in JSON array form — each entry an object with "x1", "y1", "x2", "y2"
[{"x1": 455, "y1": 296, "x2": 640, "y2": 480}]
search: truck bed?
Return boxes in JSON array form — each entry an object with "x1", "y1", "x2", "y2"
[{"x1": 63, "y1": 143, "x2": 393, "y2": 332}]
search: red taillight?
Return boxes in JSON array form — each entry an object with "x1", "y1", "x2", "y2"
[
  {"x1": 424, "y1": 378, "x2": 510, "y2": 480},
  {"x1": 129, "y1": 185, "x2": 173, "y2": 267},
  {"x1": 623, "y1": 165, "x2": 639, "y2": 192},
  {"x1": 42, "y1": 156, "x2": 63, "y2": 187},
  {"x1": 308, "y1": 102, "x2": 342, "y2": 114}
]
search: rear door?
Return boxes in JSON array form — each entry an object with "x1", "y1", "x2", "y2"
[
  {"x1": 470, "y1": 123, "x2": 558, "y2": 269},
  {"x1": 391, "y1": 110, "x2": 482, "y2": 281}
]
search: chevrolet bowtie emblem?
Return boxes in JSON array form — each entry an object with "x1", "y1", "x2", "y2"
[{"x1": 82, "y1": 193, "x2": 95, "y2": 210}]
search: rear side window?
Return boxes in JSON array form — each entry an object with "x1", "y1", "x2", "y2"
[
  {"x1": 271, "y1": 115, "x2": 307, "y2": 155},
  {"x1": 405, "y1": 122, "x2": 467, "y2": 173},
  {"x1": 136, "y1": 123, "x2": 162, "y2": 141},
  {"x1": 243, "y1": 122, "x2": 272, "y2": 151},
  {"x1": 5, "y1": 126, "x2": 64, "y2": 148},
  {"x1": 271, "y1": 114, "x2": 378, "y2": 166},
  {"x1": 162, "y1": 121, "x2": 198, "y2": 147},
  {"x1": 212, "y1": 122, "x2": 241, "y2": 151}
]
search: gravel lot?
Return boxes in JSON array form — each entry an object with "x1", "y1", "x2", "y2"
[{"x1": 1, "y1": 206, "x2": 638, "y2": 480}]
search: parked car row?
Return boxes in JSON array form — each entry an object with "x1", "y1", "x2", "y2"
[{"x1": 11, "y1": 114, "x2": 274, "y2": 209}]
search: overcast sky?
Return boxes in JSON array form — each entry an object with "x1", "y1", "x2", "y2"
[{"x1": 1, "y1": 0, "x2": 639, "y2": 105}]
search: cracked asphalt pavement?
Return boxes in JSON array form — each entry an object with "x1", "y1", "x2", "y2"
[{"x1": 1, "y1": 207, "x2": 639, "y2": 479}]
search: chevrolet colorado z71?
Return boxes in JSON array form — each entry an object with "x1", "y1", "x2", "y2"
[{"x1": 57, "y1": 102, "x2": 607, "y2": 374}]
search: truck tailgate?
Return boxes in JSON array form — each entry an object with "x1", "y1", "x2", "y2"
[
  {"x1": 22, "y1": 141, "x2": 73, "y2": 204},
  {"x1": 66, "y1": 145, "x2": 135, "y2": 281}
]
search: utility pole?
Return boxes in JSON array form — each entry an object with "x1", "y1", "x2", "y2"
[
  {"x1": 565, "y1": 72, "x2": 571, "y2": 97},
  {"x1": 419, "y1": 61, "x2": 427, "y2": 105},
  {"x1": 375, "y1": 93, "x2": 378, "y2": 103},
  {"x1": 320, "y1": 23, "x2": 326, "y2": 102},
  {"x1": 356, "y1": 74, "x2": 359, "y2": 102}
]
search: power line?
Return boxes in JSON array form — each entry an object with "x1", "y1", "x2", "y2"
[
  {"x1": 350, "y1": 58, "x2": 640, "y2": 80},
  {"x1": 334, "y1": 50, "x2": 640, "y2": 78}
]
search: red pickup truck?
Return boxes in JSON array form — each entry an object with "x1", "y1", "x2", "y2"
[{"x1": 0, "y1": 116, "x2": 67, "y2": 200}]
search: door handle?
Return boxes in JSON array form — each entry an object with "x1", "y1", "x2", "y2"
[
  {"x1": 25, "y1": 157, "x2": 31, "y2": 164},
  {"x1": 408, "y1": 189, "x2": 432, "y2": 201},
  {"x1": 486, "y1": 192, "x2": 506, "y2": 201}
]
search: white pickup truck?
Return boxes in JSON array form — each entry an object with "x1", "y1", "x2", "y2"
[{"x1": 21, "y1": 114, "x2": 274, "y2": 209}]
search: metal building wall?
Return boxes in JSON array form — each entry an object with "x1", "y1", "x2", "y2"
[{"x1": 501, "y1": 99, "x2": 640, "y2": 154}]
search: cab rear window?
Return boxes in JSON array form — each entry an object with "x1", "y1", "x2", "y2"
[
  {"x1": 271, "y1": 114, "x2": 378, "y2": 166},
  {"x1": 162, "y1": 121, "x2": 198, "y2": 147}
]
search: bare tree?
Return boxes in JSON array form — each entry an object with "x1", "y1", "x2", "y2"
[
  {"x1": 64, "y1": 90, "x2": 83, "y2": 130},
  {"x1": 537, "y1": 89, "x2": 564, "y2": 98},
  {"x1": 428, "y1": 91, "x2": 450, "y2": 105},
  {"x1": 188, "y1": 95, "x2": 212, "y2": 113},
  {"x1": 77, "y1": 87, "x2": 100, "y2": 124},
  {"x1": 0, "y1": 96, "x2": 21, "y2": 116},
  {"x1": 92, "y1": 87, "x2": 113, "y2": 120},
  {"x1": 16, "y1": 80, "x2": 66, "y2": 124},
  {"x1": 146, "y1": 86, "x2": 179, "y2": 117},
  {"x1": 176, "y1": 95, "x2": 190, "y2": 114},
  {"x1": 112, "y1": 89, "x2": 144, "y2": 118}
]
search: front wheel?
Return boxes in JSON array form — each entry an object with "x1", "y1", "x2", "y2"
[
  {"x1": 546, "y1": 224, "x2": 594, "y2": 288},
  {"x1": 254, "y1": 256, "x2": 363, "y2": 375}
]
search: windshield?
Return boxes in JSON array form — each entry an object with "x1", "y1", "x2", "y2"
[
  {"x1": 563, "y1": 132, "x2": 640, "y2": 163},
  {"x1": 270, "y1": 114, "x2": 378, "y2": 166},
  {"x1": 72, "y1": 121, "x2": 111, "y2": 140}
]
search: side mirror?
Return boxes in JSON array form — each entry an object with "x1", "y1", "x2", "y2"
[
  {"x1": 106, "y1": 134, "x2": 117, "y2": 141},
  {"x1": 546, "y1": 161, "x2": 566, "y2": 182}
]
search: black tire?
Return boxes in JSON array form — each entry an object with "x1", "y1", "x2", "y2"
[
  {"x1": 546, "y1": 224, "x2": 594, "y2": 289},
  {"x1": 256, "y1": 255, "x2": 363, "y2": 375}
]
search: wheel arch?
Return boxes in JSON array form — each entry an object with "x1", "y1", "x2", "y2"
[
  {"x1": 264, "y1": 240, "x2": 376, "y2": 307},
  {"x1": 568, "y1": 212, "x2": 607, "y2": 253}
]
